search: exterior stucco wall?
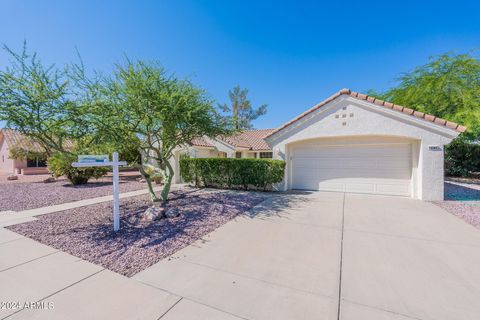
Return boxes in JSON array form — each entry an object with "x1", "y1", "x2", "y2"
[
  {"x1": 0, "y1": 136, "x2": 15, "y2": 174},
  {"x1": 172, "y1": 146, "x2": 219, "y2": 183},
  {"x1": 267, "y1": 97, "x2": 459, "y2": 201},
  {"x1": 209, "y1": 139, "x2": 236, "y2": 158}
]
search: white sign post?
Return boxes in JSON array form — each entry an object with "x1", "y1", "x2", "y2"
[{"x1": 72, "y1": 152, "x2": 127, "y2": 232}]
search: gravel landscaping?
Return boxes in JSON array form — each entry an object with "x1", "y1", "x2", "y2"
[
  {"x1": 433, "y1": 181, "x2": 480, "y2": 229},
  {"x1": 7, "y1": 189, "x2": 265, "y2": 277},
  {"x1": 0, "y1": 173, "x2": 146, "y2": 212}
]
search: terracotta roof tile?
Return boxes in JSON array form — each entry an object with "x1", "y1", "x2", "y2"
[
  {"x1": 446, "y1": 121, "x2": 458, "y2": 130},
  {"x1": 384, "y1": 101, "x2": 394, "y2": 108},
  {"x1": 190, "y1": 137, "x2": 214, "y2": 148},
  {"x1": 393, "y1": 104, "x2": 404, "y2": 112},
  {"x1": 413, "y1": 111, "x2": 425, "y2": 118},
  {"x1": 265, "y1": 89, "x2": 466, "y2": 138},
  {"x1": 218, "y1": 129, "x2": 275, "y2": 151},
  {"x1": 0, "y1": 129, "x2": 74, "y2": 153}
]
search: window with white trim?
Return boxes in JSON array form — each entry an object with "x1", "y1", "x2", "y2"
[{"x1": 259, "y1": 152, "x2": 273, "y2": 159}]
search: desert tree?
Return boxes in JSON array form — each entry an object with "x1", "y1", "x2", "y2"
[
  {"x1": 87, "y1": 60, "x2": 232, "y2": 203},
  {"x1": 219, "y1": 85, "x2": 267, "y2": 130},
  {"x1": 371, "y1": 52, "x2": 480, "y2": 140},
  {"x1": 0, "y1": 43, "x2": 118, "y2": 184},
  {"x1": 0, "y1": 42, "x2": 80, "y2": 155}
]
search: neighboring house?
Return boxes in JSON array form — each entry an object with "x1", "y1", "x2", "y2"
[
  {"x1": 0, "y1": 129, "x2": 49, "y2": 175},
  {"x1": 264, "y1": 89, "x2": 464, "y2": 201}
]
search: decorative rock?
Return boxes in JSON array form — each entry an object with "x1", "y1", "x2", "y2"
[
  {"x1": 138, "y1": 206, "x2": 165, "y2": 222},
  {"x1": 43, "y1": 177, "x2": 56, "y2": 183},
  {"x1": 166, "y1": 207, "x2": 180, "y2": 218},
  {"x1": 7, "y1": 174, "x2": 18, "y2": 181}
]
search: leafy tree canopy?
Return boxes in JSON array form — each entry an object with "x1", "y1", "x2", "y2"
[
  {"x1": 371, "y1": 52, "x2": 480, "y2": 140},
  {"x1": 219, "y1": 85, "x2": 267, "y2": 130},
  {"x1": 86, "y1": 60, "x2": 233, "y2": 203},
  {"x1": 0, "y1": 42, "x2": 86, "y2": 155}
]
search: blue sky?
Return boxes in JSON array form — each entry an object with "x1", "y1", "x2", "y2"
[{"x1": 1, "y1": 0, "x2": 479, "y2": 129}]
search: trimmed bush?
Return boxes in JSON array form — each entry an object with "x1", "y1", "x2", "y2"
[
  {"x1": 180, "y1": 158, "x2": 286, "y2": 191},
  {"x1": 48, "y1": 152, "x2": 108, "y2": 185},
  {"x1": 445, "y1": 140, "x2": 480, "y2": 177}
]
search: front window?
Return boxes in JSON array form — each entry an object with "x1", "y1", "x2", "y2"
[
  {"x1": 259, "y1": 152, "x2": 273, "y2": 159},
  {"x1": 235, "y1": 152, "x2": 242, "y2": 158},
  {"x1": 27, "y1": 157, "x2": 47, "y2": 167}
]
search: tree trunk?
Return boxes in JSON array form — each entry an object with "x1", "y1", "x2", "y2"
[
  {"x1": 161, "y1": 159, "x2": 174, "y2": 203},
  {"x1": 138, "y1": 165, "x2": 159, "y2": 202}
]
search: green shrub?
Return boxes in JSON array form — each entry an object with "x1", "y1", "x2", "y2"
[
  {"x1": 48, "y1": 152, "x2": 109, "y2": 185},
  {"x1": 180, "y1": 158, "x2": 285, "y2": 191},
  {"x1": 445, "y1": 139, "x2": 480, "y2": 177}
]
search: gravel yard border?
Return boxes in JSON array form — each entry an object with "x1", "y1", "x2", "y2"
[
  {"x1": 0, "y1": 173, "x2": 146, "y2": 212},
  {"x1": 7, "y1": 188, "x2": 266, "y2": 277},
  {"x1": 433, "y1": 181, "x2": 480, "y2": 229}
]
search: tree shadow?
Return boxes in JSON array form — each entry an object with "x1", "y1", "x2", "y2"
[
  {"x1": 61, "y1": 178, "x2": 138, "y2": 189},
  {"x1": 241, "y1": 190, "x2": 315, "y2": 219},
  {"x1": 445, "y1": 182, "x2": 480, "y2": 201},
  {"x1": 69, "y1": 190, "x2": 263, "y2": 256}
]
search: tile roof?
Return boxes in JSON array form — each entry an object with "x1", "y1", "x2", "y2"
[
  {"x1": 190, "y1": 137, "x2": 215, "y2": 148},
  {"x1": 0, "y1": 129, "x2": 74, "y2": 153},
  {"x1": 218, "y1": 129, "x2": 275, "y2": 151},
  {"x1": 265, "y1": 88, "x2": 466, "y2": 138}
]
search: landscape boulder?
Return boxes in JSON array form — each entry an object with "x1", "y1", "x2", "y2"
[
  {"x1": 6, "y1": 174, "x2": 18, "y2": 181},
  {"x1": 43, "y1": 177, "x2": 56, "y2": 183},
  {"x1": 166, "y1": 207, "x2": 181, "y2": 218},
  {"x1": 138, "y1": 206, "x2": 165, "y2": 222}
]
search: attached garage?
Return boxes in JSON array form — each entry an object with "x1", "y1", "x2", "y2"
[
  {"x1": 265, "y1": 89, "x2": 465, "y2": 201},
  {"x1": 290, "y1": 137, "x2": 413, "y2": 196}
]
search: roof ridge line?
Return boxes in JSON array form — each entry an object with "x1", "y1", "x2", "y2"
[{"x1": 265, "y1": 88, "x2": 466, "y2": 138}]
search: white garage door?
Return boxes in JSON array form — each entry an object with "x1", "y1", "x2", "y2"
[{"x1": 291, "y1": 141, "x2": 412, "y2": 196}]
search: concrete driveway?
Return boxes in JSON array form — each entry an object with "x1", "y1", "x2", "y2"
[
  {"x1": 3, "y1": 191, "x2": 480, "y2": 319},
  {"x1": 135, "y1": 191, "x2": 480, "y2": 320}
]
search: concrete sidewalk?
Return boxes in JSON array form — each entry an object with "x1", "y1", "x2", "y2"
[
  {"x1": 0, "y1": 228, "x2": 185, "y2": 320},
  {"x1": 0, "y1": 185, "x2": 167, "y2": 227}
]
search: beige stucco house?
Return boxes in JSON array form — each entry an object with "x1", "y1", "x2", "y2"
[
  {"x1": 0, "y1": 129, "x2": 49, "y2": 175},
  {"x1": 264, "y1": 89, "x2": 464, "y2": 201}
]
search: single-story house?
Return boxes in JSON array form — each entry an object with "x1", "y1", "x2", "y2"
[
  {"x1": 0, "y1": 129, "x2": 50, "y2": 175},
  {"x1": 171, "y1": 129, "x2": 275, "y2": 181},
  {"x1": 177, "y1": 89, "x2": 465, "y2": 201},
  {"x1": 188, "y1": 129, "x2": 275, "y2": 159}
]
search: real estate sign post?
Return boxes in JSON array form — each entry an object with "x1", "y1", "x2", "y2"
[{"x1": 72, "y1": 152, "x2": 127, "y2": 232}]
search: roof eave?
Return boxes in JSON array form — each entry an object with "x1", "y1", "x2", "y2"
[{"x1": 265, "y1": 89, "x2": 466, "y2": 141}]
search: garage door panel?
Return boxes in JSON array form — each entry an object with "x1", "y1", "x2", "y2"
[
  {"x1": 291, "y1": 142, "x2": 412, "y2": 197},
  {"x1": 294, "y1": 157, "x2": 411, "y2": 171},
  {"x1": 344, "y1": 182, "x2": 376, "y2": 194},
  {"x1": 314, "y1": 169, "x2": 410, "y2": 179},
  {"x1": 317, "y1": 181, "x2": 345, "y2": 192}
]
